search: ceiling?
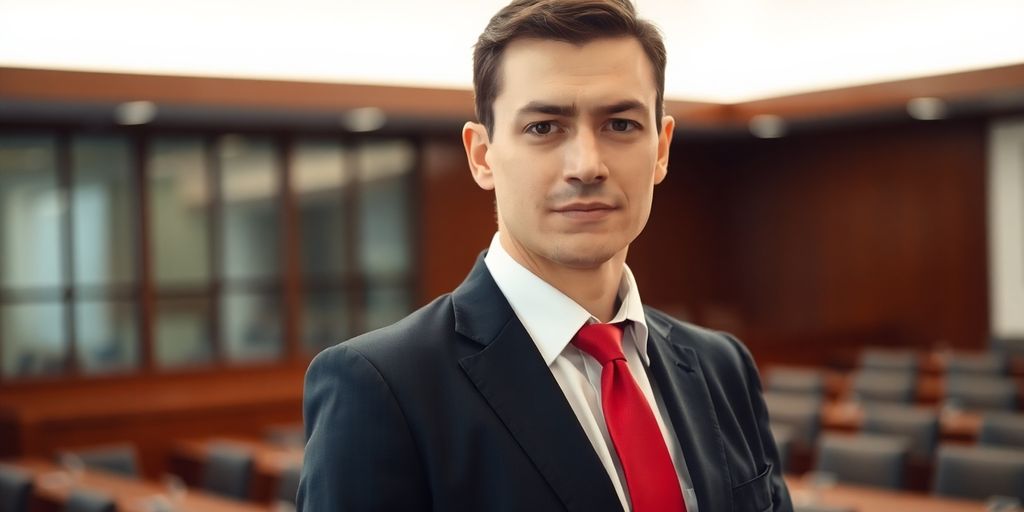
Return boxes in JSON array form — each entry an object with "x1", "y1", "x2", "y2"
[{"x1": 2, "y1": 0, "x2": 1023, "y2": 103}]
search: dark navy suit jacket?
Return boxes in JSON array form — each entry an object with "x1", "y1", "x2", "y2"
[{"x1": 297, "y1": 255, "x2": 793, "y2": 511}]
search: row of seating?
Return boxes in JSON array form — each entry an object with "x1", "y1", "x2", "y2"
[
  {"x1": 769, "y1": 367, "x2": 1020, "y2": 411},
  {"x1": 0, "y1": 470, "x2": 119, "y2": 512},
  {"x1": 0, "y1": 434, "x2": 303, "y2": 512},
  {"x1": 766, "y1": 392, "x2": 1024, "y2": 455},
  {"x1": 782, "y1": 433, "x2": 1024, "y2": 501},
  {"x1": 863, "y1": 349, "x2": 1013, "y2": 375}
]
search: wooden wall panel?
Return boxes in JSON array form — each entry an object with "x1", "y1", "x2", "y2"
[
  {"x1": 687, "y1": 120, "x2": 990, "y2": 350},
  {"x1": 416, "y1": 135, "x2": 496, "y2": 304}
]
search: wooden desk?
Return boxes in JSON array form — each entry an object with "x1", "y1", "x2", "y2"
[
  {"x1": 170, "y1": 438, "x2": 301, "y2": 503},
  {"x1": 785, "y1": 475, "x2": 986, "y2": 512},
  {"x1": 6, "y1": 458, "x2": 271, "y2": 512},
  {"x1": 820, "y1": 402, "x2": 982, "y2": 442},
  {"x1": 0, "y1": 364, "x2": 305, "y2": 478}
]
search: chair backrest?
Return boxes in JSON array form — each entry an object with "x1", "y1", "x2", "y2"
[
  {"x1": 794, "y1": 506, "x2": 856, "y2": 512},
  {"x1": 861, "y1": 404, "x2": 940, "y2": 459},
  {"x1": 933, "y1": 444, "x2": 1024, "y2": 501},
  {"x1": 769, "y1": 423, "x2": 793, "y2": 473},
  {"x1": 945, "y1": 376, "x2": 1018, "y2": 411},
  {"x1": 59, "y1": 444, "x2": 139, "y2": 477},
  {"x1": 0, "y1": 464, "x2": 33, "y2": 512},
  {"x1": 850, "y1": 370, "x2": 917, "y2": 404},
  {"x1": 276, "y1": 464, "x2": 302, "y2": 505},
  {"x1": 945, "y1": 352, "x2": 1009, "y2": 376},
  {"x1": 763, "y1": 392, "x2": 822, "y2": 448},
  {"x1": 201, "y1": 443, "x2": 254, "y2": 500},
  {"x1": 64, "y1": 489, "x2": 117, "y2": 512},
  {"x1": 766, "y1": 367, "x2": 826, "y2": 398},
  {"x1": 265, "y1": 424, "x2": 305, "y2": 449},
  {"x1": 815, "y1": 433, "x2": 909, "y2": 489},
  {"x1": 979, "y1": 412, "x2": 1024, "y2": 449},
  {"x1": 860, "y1": 350, "x2": 918, "y2": 373}
]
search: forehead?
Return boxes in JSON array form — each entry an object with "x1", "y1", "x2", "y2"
[{"x1": 495, "y1": 36, "x2": 657, "y2": 114}]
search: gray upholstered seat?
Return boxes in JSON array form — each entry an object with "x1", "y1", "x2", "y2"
[
  {"x1": 265, "y1": 424, "x2": 305, "y2": 448},
  {"x1": 65, "y1": 489, "x2": 117, "y2": 512},
  {"x1": 815, "y1": 433, "x2": 909, "y2": 489},
  {"x1": 945, "y1": 352, "x2": 1009, "y2": 376},
  {"x1": 850, "y1": 370, "x2": 917, "y2": 404},
  {"x1": 201, "y1": 442, "x2": 254, "y2": 500},
  {"x1": 861, "y1": 404, "x2": 940, "y2": 459},
  {"x1": 277, "y1": 464, "x2": 302, "y2": 505},
  {"x1": 770, "y1": 423, "x2": 793, "y2": 472},
  {"x1": 933, "y1": 444, "x2": 1024, "y2": 501},
  {"x1": 59, "y1": 444, "x2": 139, "y2": 477},
  {"x1": 980, "y1": 412, "x2": 1024, "y2": 449},
  {"x1": 766, "y1": 367, "x2": 826, "y2": 398},
  {"x1": 794, "y1": 506, "x2": 856, "y2": 512},
  {"x1": 945, "y1": 376, "x2": 1018, "y2": 411},
  {"x1": 0, "y1": 464, "x2": 33, "y2": 512},
  {"x1": 764, "y1": 392, "x2": 821, "y2": 449},
  {"x1": 860, "y1": 349, "x2": 918, "y2": 373}
]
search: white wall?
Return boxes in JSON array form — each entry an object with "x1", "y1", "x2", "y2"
[{"x1": 988, "y1": 118, "x2": 1024, "y2": 338}]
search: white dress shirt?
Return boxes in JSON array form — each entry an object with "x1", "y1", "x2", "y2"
[{"x1": 484, "y1": 233, "x2": 699, "y2": 512}]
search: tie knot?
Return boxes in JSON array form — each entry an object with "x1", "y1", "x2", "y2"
[{"x1": 572, "y1": 322, "x2": 625, "y2": 365}]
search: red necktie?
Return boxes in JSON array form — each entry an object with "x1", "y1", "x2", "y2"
[{"x1": 572, "y1": 322, "x2": 687, "y2": 512}]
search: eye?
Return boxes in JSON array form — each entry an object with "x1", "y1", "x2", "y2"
[
  {"x1": 524, "y1": 120, "x2": 565, "y2": 136},
  {"x1": 525, "y1": 121, "x2": 556, "y2": 136},
  {"x1": 608, "y1": 119, "x2": 638, "y2": 132}
]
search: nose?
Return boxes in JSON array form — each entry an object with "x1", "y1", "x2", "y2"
[{"x1": 563, "y1": 129, "x2": 607, "y2": 184}]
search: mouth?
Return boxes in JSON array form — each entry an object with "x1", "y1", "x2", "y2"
[{"x1": 551, "y1": 201, "x2": 617, "y2": 220}]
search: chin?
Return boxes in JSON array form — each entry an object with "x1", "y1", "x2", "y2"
[{"x1": 544, "y1": 237, "x2": 625, "y2": 269}]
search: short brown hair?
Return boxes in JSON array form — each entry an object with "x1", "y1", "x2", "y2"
[{"x1": 472, "y1": 0, "x2": 667, "y2": 136}]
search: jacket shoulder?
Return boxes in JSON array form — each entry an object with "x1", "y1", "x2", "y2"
[
  {"x1": 309, "y1": 292, "x2": 462, "y2": 384},
  {"x1": 644, "y1": 306, "x2": 755, "y2": 373}
]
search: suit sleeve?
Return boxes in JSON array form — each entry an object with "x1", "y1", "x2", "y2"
[
  {"x1": 728, "y1": 335, "x2": 795, "y2": 512},
  {"x1": 297, "y1": 344, "x2": 431, "y2": 511}
]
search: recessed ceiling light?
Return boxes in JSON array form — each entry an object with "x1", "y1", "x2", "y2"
[
  {"x1": 340, "y1": 107, "x2": 387, "y2": 132},
  {"x1": 749, "y1": 114, "x2": 787, "y2": 139},
  {"x1": 114, "y1": 101, "x2": 157, "y2": 125},
  {"x1": 906, "y1": 97, "x2": 948, "y2": 120}
]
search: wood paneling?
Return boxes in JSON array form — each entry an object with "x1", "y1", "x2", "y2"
[
  {"x1": 416, "y1": 135, "x2": 496, "y2": 304},
  {"x1": 638, "y1": 119, "x2": 990, "y2": 355}
]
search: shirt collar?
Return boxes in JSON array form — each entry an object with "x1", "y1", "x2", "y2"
[{"x1": 483, "y1": 233, "x2": 650, "y2": 366}]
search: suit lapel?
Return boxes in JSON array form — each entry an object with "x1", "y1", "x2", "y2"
[
  {"x1": 645, "y1": 312, "x2": 732, "y2": 512},
  {"x1": 454, "y1": 255, "x2": 621, "y2": 512}
]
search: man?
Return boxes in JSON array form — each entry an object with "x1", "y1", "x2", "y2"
[{"x1": 298, "y1": 1, "x2": 791, "y2": 511}]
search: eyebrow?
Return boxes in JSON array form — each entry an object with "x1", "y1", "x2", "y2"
[{"x1": 515, "y1": 100, "x2": 648, "y2": 118}]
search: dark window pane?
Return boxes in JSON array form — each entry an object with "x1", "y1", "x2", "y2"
[
  {"x1": 0, "y1": 134, "x2": 63, "y2": 288},
  {"x1": 75, "y1": 299, "x2": 138, "y2": 374},
  {"x1": 219, "y1": 135, "x2": 281, "y2": 281},
  {"x1": 155, "y1": 297, "x2": 213, "y2": 369},
  {"x1": 302, "y1": 290, "x2": 348, "y2": 354},
  {"x1": 149, "y1": 137, "x2": 211, "y2": 286},
  {"x1": 222, "y1": 291, "x2": 282, "y2": 363},
  {"x1": 364, "y1": 285, "x2": 410, "y2": 333},
  {"x1": 1, "y1": 302, "x2": 66, "y2": 378},
  {"x1": 292, "y1": 138, "x2": 349, "y2": 277},
  {"x1": 357, "y1": 140, "x2": 414, "y2": 279},
  {"x1": 72, "y1": 135, "x2": 135, "y2": 287}
]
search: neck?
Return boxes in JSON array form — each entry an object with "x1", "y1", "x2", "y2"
[{"x1": 499, "y1": 232, "x2": 626, "y2": 323}]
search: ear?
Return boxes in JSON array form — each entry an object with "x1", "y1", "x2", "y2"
[
  {"x1": 463, "y1": 122, "x2": 494, "y2": 191},
  {"x1": 653, "y1": 115, "x2": 675, "y2": 185}
]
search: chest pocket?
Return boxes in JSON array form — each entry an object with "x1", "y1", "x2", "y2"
[{"x1": 731, "y1": 464, "x2": 773, "y2": 512}]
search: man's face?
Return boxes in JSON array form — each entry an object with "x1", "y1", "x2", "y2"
[{"x1": 465, "y1": 36, "x2": 674, "y2": 270}]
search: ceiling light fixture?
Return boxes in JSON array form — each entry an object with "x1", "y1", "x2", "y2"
[{"x1": 748, "y1": 114, "x2": 787, "y2": 139}]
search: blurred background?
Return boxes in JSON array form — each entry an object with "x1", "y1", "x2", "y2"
[{"x1": 1, "y1": 0, "x2": 1024, "y2": 510}]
